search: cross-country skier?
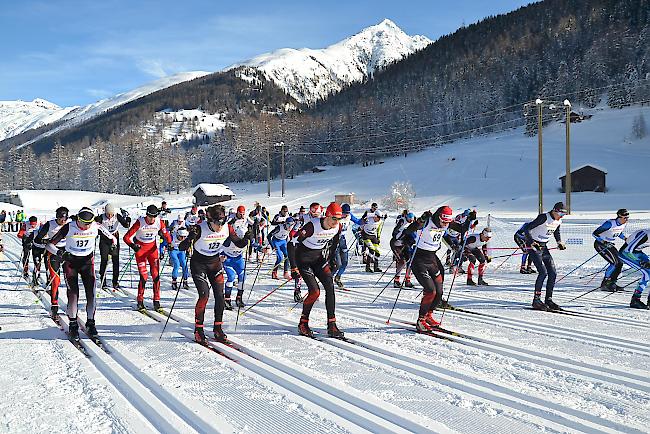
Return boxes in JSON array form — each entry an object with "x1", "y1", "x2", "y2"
[
  {"x1": 361, "y1": 210, "x2": 383, "y2": 273},
  {"x1": 464, "y1": 228, "x2": 493, "y2": 286},
  {"x1": 333, "y1": 203, "x2": 362, "y2": 288},
  {"x1": 444, "y1": 209, "x2": 478, "y2": 274},
  {"x1": 514, "y1": 223, "x2": 536, "y2": 274},
  {"x1": 179, "y1": 205, "x2": 234, "y2": 343},
  {"x1": 34, "y1": 207, "x2": 70, "y2": 319},
  {"x1": 517, "y1": 202, "x2": 567, "y2": 311},
  {"x1": 390, "y1": 211, "x2": 415, "y2": 288},
  {"x1": 288, "y1": 202, "x2": 344, "y2": 338},
  {"x1": 401, "y1": 205, "x2": 454, "y2": 332},
  {"x1": 95, "y1": 203, "x2": 131, "y2": 291},
  {"x1": 46, "y1": 207, "x2": 117, "y2": 339},
  {"x1": 593, "y1": 209, "x2": 629, "y2": 291},
  {"x1": 618, "y1": 229, "x2": 650, "y2": 309},
  {"x1": 269, "y1": 205, "x2": 293, "y2": 280},
  {"x1": 17, "y1": 216, "x2": 40, "y2": 279},
  {"x1": 123, "y1": 205, "x2": 172, "y2": 312},
  {"x1": 169, "y1": 227, "x2": 190, "y2": 291},
  {"x1": 185, "y1": 205, "x2": 200, "y2": 227},
  {"x1": 221, "y1": 210, "x2": 251, "y2": 310}
]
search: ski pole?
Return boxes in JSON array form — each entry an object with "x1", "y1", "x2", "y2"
[
  {"x1": 556, "y1": 248, "x2": 607, "y2": 284},
  {"x1": 375, "y1": 227, "x2": 423, "y2": 304},
  {"x1": 246, "y1": 250, "x2": 267, "y2": 301},
  {"x1": 240, "y1": 277, "x2": 292, "y2": 316},
  {"x1": 374, "y1": 258, "x2": 396, "y2": 285},
  {"x1": 578, "y1": 263, "x2": 609, "y2": 280},
  {"x1": 159, "y1": 282, "x2": 181, "y2": 340},
  {"x1": 492, "y1": 248, "x2": 519, "y2": 273},
  {"x1": 439, "y1": 225, "x2": 473, "y2": 326},
  {"x1": 235, "y1": 241, "x2": 251, "y2": 332}
]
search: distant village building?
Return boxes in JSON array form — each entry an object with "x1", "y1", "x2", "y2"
[
  {"x1": 335, "y1": 194, "x2": 356, "y2": 205},
  {"x1": 559, "y1": 164, "x2": 607, "y2": 193},
  {"x1": 192, "y1": 183, "x2": 235, "y2": 205}
]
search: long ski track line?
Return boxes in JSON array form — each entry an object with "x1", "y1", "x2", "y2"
[{"x1": 3, "y1": 242, "x2": 232, "y2": 434}]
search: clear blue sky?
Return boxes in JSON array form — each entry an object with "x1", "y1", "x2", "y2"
[{"x1": 0, "y1": 0, "x2": 536, "y2": 107}]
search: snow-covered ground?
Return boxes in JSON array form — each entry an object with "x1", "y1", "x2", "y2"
[{"x1": 1, "y1": 104, "x2": 650, "y2": 433}]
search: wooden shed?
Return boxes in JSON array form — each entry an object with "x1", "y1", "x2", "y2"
[
  {"x1": 192, "y1": 183, "x2": 235, "y2": 205},
  {"x1": 559, "y1": 164, "x2": 607, "y2": 193},
  {"x1": 335, "y1": 194, "x2": 355, "y2": 205}
]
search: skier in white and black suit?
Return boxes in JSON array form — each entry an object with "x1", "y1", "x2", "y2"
[
  {"x1": 518, "y1": 202, "x2": 567, "y2": 311},
  {"x1": 47, "y1": 207, "x2": 117, "y2": 339},
  {"x1": 401, "y1": 205, "x2": 454, "y2": 332},
  {"x1": 95, "y1": 203, "x2": 131, "y2": 290},
  {"x1": 463, "y1": 227, "x2": 492, "y2": 286},
  {"x1": 593, "y1": 208, "x2": 629, "y2": 291},
  {"x1": 288, "y1": 202, "x2": 344, "y2": 339}
]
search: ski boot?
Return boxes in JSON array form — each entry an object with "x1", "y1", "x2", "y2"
[
  {"x1": 365, "y1": 262, "x2": 373, "y2": 273},
  {"x1": 545, "y1": 298, "x2": 561, "y2": 311},
  {"x1": 478, "y1": 276, "x2": 489, "y2": 286},
  {"x1": 102, "y1": 283, "x2": 111, "y2": 292},
  {"x1": 172, "y1": 279, "x2": 179, "y2": 291},
  {"x1": 284, "y1": 270, "x2": 291, "y2": 280},
  {"x1": 424, "y1": 311, "x2": 440, "y2": 328},
  {"x1": 327, "y1": 319, "x2": 344, "y2": 338},
  {"x1": 600, "y1": 278, "x2": 615, "y2": 292},
  {"x1": 293, "y1": 289, "x2": 303, "y2": 302},
  {"x1": 373, "y1": 261, "x2": 381, "y2": 273},
  {"x1": 334, "y1": 274, "x2": 344, "y2": 289},
  {"x1": 194, "y1": 326, "x2": 207, "y2": 344},
  {"x1": 153, "y1": 300, "x2": 163, "y2": 313},
  {"x1": 213, "y1": 323, "x2": 228, "y2": 343},
  {"x1": 393, "y1": 278, "x2": 402, "y2": 288},
  {"x1": 520, "y1": 266, "x2": 530, "y2": 274},
  {"x1": 68, "y1": 318, "x2": 79, "y2": 340},
  {"x1": 630, "y1": 296, "x2": 648, "y2": 309},
  {"x1": 182, "y1": 279, "x2": 190, "y2": 290},
  {"x1": 526, "y1": 266, "x2": 537, "y2": 274},
  {"x1": 403, "y1": 279, "x2": 414, "y2": 288},
  {"x1": 136, "y1": 300, "x2": 146, "y2": 311},
  {"x1": 606, "y1": 280, "x2": 623, "y2": 292},
  {"x1": 416, "y1": 316, "x2": 435, "y2": 332},
  {"x1": 466, "y1": 277, "x2": 476, "y2": 286},
  {"x1": 531, "y1": 297, "x2": 548, "y2": 311},
  {"x1": 224, "y1": 298, "x2": 233, "y2": 311},
  {"x1": 271, "y1": 269, "x2": 279, "y2": 280},
  {"x1": 113, "y1": 283, "x2": 121, "y2": 291},
  {"x1": 298, "y1": 317, "x2": 314, "y2": 338},
  {"x1": 235, "y1": 294, "x2": 245, "y2": 308},
  {"x1": 439, "y1": 299, "x2": 454, "y2": 310},
  {"x1": 22, "y1": 270, "x2": 29, "y2": 280},
  {"x1": 51, "y1": 305, "x2": 59, "y2": 321},
  {"x1": 85, "y1": 319, "x2": 98, "y2": 338}
]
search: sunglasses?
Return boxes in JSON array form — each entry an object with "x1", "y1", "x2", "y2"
[{"x1": 330, "y1": 216, "x2": 341, "y2": 221}]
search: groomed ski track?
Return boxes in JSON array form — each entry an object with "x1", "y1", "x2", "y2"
[{"x1": 4, "y1": 233, "x2": 650, "y2": 433}]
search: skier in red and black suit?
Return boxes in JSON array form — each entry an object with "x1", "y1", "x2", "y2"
[
  {"x1": 17, "y1": 216, "x2": 40, "y2": 279},
  {"x1": 123, "y1": 205, "x2": 172, "y2": 311},
  {"x1": 34, "y1": 207, "x2": 70, "y2": 319},
  {"x1": 47, "y1": 207, "x2": 117, "y2": 339},
  {"x1": 179, "y1": 205, "x2": 242, "y2": 344},
  {"x1": 288, "y1": 202, "x2": 344, "y2": 338},
  {"x1": 401, "y1": 205, "x2": 454, "y2": 332}
]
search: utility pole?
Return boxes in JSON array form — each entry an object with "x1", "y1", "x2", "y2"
[
  {"x1": 280, "y1": 141, "x2": 285, "y2": 197},
  {"x1": 564, "y1": 99, "x2": 572, "y2": 213},
  {"x1": 536, "y1": 99, "x2": 543, "y2": 214},
  {"x1": 267, "y1": 143, "x2": 271, "y2": 197}
]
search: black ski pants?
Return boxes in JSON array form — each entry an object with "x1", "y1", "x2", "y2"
[
  {"x1": 411, "y1": 249, "x2": 444, "y2": 317},
  {"x1": 191, "y1": 252, "x2": 225, "y2": 329},
  {"x1": 296, "y1": 245, "x2": 336, "y2": 321},
  {"x1": 63, "y1": 254, "x2": 96, "y2": 320},
  {"x1": 594, "y1": 240, "x2": 622, "y2": 281},
  {"x1": 528, "y1": 244, "x2": 556, "y2": 299},
  {"x1": 99, "y1": 236, "x2": 120, "y2": 286}
]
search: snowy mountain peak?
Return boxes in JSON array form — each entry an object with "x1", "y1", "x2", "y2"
[
  {"x1": 230, "y1": 19, "x2": 431, "y2": 104},
  {"x1": 31, "y1": 98, "x2": 61, "y2": 110}
]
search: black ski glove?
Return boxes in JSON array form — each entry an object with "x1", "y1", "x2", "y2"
[
  {"x1": 130, "y1": 243, "x2": 141, "y2": 253},
  {"x1": 109, "y1": 244, "x2": 119, "y2": 257}
]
